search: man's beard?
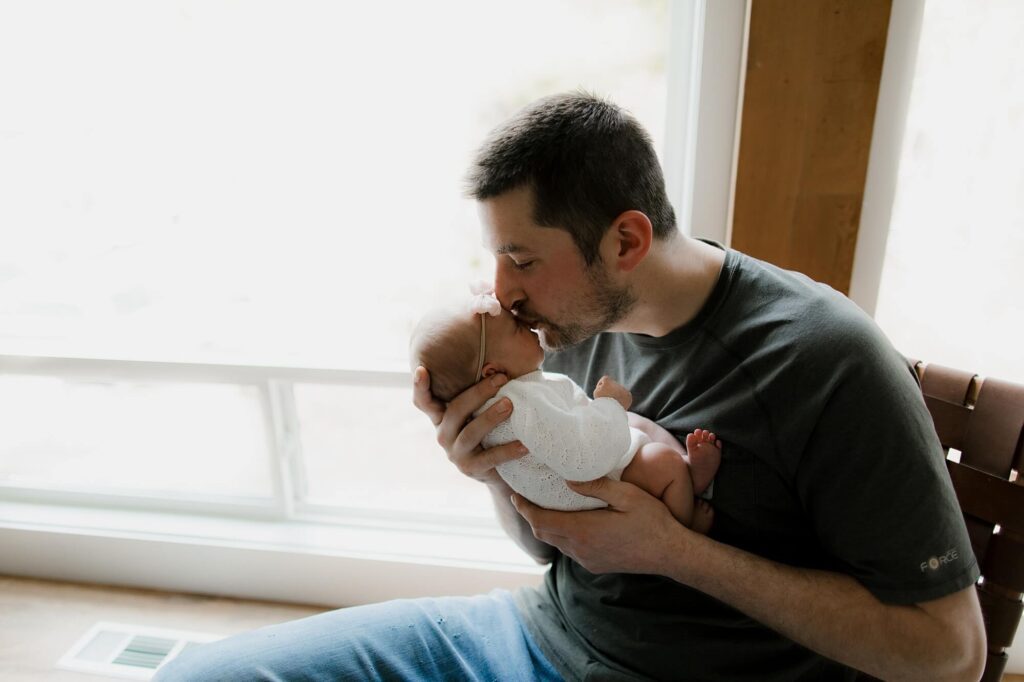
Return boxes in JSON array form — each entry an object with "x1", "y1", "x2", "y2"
[{"x1": 523, "y1": 264, "x2": 637, "y2": 352}]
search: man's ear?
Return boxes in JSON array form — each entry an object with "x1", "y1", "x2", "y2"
[{"x1": 604, "y1": 210, "x2": 653, "y2": 273}]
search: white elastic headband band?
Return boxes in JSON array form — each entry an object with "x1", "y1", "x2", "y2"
[{"x1": 474, "y1": 314, "x2": 487, "y2": 382}]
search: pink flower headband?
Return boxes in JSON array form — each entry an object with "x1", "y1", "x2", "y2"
[{"x1": 469, "y1": 281, "x2": 501, "y2": 382}]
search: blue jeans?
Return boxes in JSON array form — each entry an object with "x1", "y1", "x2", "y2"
[{"x1": 153, "y1": 589, "x2": 563, "y2": 682}]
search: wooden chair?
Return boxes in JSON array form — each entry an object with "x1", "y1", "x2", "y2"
[{"x1": 910, "y1": 359, "x2": 1024, "y2": 681}]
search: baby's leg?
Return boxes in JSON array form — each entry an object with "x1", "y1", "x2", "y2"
[
  {"x1": 684, "y1": 429, "x2": 722, "y2": 496},
  {"x1": 621, "y1": 442, "x2": 695, "y2": 528}
]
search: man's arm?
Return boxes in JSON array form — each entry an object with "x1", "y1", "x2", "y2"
[
  {"x1": 487, "y1": 478, "x2": 557, "y2": 564},
  {"x1": 512, "y1": 477, "x2": 986, "y2": 681},
  {"x1": 683, "y1": 535, "x2": 985, "y2": 682}
]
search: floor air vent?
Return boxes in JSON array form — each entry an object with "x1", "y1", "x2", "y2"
[{"x1": 57, "y1": 621, "x2": 224, "y2": 679}]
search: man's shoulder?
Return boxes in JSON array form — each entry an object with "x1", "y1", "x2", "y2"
[
  {"x1": 729, "y1": 251, "x2": 848, "y2": 318},
  {"x1": 724, "y1": 251, "x2": 883, "y2": 355},
  {"x1": 717, "y1": 252, "x2": 916, "y2": 415}
]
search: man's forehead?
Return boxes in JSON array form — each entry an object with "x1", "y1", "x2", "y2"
[
  {"x1": 480, "y1": 221, "x2": 538, "y2": 254},
  {"x1": 483, "y1": 230, "x2": 557, "y2": 257},
  {"x1": 481, "y1": 226, "x2": 576, "y2": 258},
  {"x1": 477, "y1": 187, "x2": 542, "y2": 252}
]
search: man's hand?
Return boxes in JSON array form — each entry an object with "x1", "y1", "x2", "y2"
[
  {"x1": 412, "y1": 366, "x2": 554, "y2": 563},
  {"x1": 510, "y1": 476, "x2": 689, "y2": 575},
  {"x1": 516, "y1": 475, "x2": 986, "y2": 681},
  {"x1": 411, "y1": 366, "x2": 527, "y2": 486}
]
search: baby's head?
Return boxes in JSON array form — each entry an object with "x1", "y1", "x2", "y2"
[{"x1": 410, "y1": 300, "x2": 545, "y2": 402}]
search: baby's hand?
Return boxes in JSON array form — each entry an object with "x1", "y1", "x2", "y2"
[{"x1": 594, "y1": 375, "x2": 632, "y2": 411}]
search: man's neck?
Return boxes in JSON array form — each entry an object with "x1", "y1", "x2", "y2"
[{"x1": 612, "y1": 235, "x2": 726, "y2": 338}]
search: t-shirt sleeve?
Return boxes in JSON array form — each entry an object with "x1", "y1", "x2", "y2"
[
  {"x1": 504, "y1": 383, "x2": 633, "y2": 482},
  {"x1": 790, "y1": 349, "x2": 979, "y2": 605}
]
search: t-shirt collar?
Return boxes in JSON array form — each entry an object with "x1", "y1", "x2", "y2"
[{"x1": 623, "y1": 241, "x2": 736, "y2": 350}]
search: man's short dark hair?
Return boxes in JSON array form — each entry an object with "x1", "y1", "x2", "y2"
[{"x1": 467, "y1": 91, "x2": 677, "y2": 265}]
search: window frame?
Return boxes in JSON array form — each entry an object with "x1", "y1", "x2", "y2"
[{"x1": 0, "y1": 0, "x2": 750, "y2": 604}]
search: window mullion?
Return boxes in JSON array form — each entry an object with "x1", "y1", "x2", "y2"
[{"x1": 265, "y1": 379, "x2": 305, "y2": 519}]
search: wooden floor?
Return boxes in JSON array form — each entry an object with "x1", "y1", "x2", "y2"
[
  {"x1": 2, "y1": 574, "x2": 1022, "y2": 681},
  {"x1": 0, "y1": 575, "x2": 326, "y2": 681}
]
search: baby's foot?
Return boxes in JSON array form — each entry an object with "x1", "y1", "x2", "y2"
[
  {"x1": 685, "y1": 429, "x2": 722, "y2": 496},
  {"x1": 691, "y1": 499, "x2": 715, "y2": 535},
  {"x1": 594, "y1": 375, "x2": 632, "y2": 411}
]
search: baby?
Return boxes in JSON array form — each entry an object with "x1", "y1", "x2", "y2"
[{"x1": 410, "y1": 288, "x2": 720, "y2": 531}]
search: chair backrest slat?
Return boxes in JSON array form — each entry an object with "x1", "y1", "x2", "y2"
[
  {"x1": 962, "y1": 377, "x2": 1024, "y2": 478},
  {"x1": 977, "y1": 582, "x2": 1024, "y2": 650},
  {"x1": 983, "y1": 532, "x2": 1024, "y2": 593},
  {"x1": 919, "y1": 363, "x2": 977, "y2": 405},
  {"x1": 924, "y1": 396, "x2": 971, "y2": 450},
  {"x1": 965, "y1": 517, "x2": 996, "y2": 579},
  {"x1": 948, "y1": 461, "x2": 1024, "y2": 533},
  {"x1": 915, "y1": 361, "x2": 1024, "y2": 682},
  {"x1": 982, "y1": 652, "x2": 1008, "y2": 682}
]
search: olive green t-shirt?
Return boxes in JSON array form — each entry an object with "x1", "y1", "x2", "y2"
[{"x1": 514, "y1": 247, "x2": 979, "y2": 681}]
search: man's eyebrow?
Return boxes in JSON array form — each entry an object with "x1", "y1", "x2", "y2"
[{"x1": 494, "y1": 243, "x2": 530, "y2": 255}]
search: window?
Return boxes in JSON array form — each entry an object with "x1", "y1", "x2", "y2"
[
  {"x1": 0, "y1": 374, "x2": 271, "y2": 499},
  {"x1": 871, "y1": 0, "x2": 1024, "y2": 383},
  {"x1": 0, "y1": 0, "x2": 674, "y2": 522}
]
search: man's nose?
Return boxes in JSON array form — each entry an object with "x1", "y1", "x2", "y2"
[{"x1": 493, "y1": 263, "x2": 525, "y2": 312}]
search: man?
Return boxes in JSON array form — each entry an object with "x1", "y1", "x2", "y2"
[
  {"x1": 415, "y1": 92, "x2": 985, "y2": 680},
  {"x1": 155, "y1": 93, "x2": 984, "y2": 681}
]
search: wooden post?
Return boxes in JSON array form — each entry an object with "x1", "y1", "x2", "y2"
[{"x1": 731, "y1": 0, "x2": 892, "y2": 294}]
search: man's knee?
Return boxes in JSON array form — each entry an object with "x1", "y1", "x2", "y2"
[
  {"x1": 153, "y1": 624, "x2": 322, "y2": 682},
  {"x1": 153, "y1": 642, "x2": 249, "y2": 682}
]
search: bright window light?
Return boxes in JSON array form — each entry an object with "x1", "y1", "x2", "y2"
[
  {"x1": 0, "y1": 0, "x2": 671, "y2": 516},
  {"x1": 0, "y1": 0, "x2": 670, "y2": 370},
  {"x1": 295, "y1": 383, "x2": 490, "y2": 518},
  {"x1": 0, "y1": 374, "x2": 272, "y2": 498},
  {"x1": 873, "y1": 0, "x2": 1024, "y2": 383}
]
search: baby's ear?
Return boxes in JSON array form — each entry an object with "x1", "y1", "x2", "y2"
[{"x1": 481, "y1": 363, "x2": 504, "y2": 379}]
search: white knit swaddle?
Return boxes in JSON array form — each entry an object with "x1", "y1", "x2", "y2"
[{"x1": 478, "y1": 371, "x2": 650, "y2": 511}]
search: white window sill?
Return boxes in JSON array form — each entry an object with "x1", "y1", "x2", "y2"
[{"x1": 0, "y1": 500, "x2": 546, "y2": 607}]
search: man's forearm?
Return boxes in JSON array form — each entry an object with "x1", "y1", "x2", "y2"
[
  {"x1": 488, "y1": 481, "x2": 557, "y2": 565},
  {"x1": 671, "y1": 531, "x2": 984, "y2": 681}
]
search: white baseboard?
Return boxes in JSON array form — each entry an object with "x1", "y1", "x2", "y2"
[{"x1": 0, "y1": 501, "x2": 545, "y2": 608}]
